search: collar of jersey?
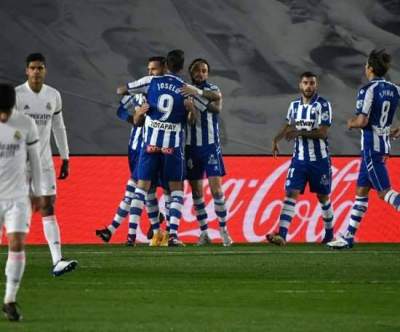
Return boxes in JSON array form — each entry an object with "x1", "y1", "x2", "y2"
[
  {"x1": 371, "y1": 77, "x2": 385, "y2": 82},
  {"x1": 299, "y1": 93, "x2": 319, "y2": 105},
  {"x1": 195, "y1": 81, "x2": 208, "y2": 89},
  {"x1": 165, "y1": 73, "x2": 184, "y2": 83}
]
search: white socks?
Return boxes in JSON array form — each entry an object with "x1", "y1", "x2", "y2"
[
  {"x1": 43, "y1": 216, "x2": 62, "y2": 265},
  {"x1": 4, "y1": 251, "x2": 25, "y2": 304}
]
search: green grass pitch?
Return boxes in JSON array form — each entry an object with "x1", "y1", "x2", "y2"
[{"x1": 0, "y1": 244, "x2": 399, "y2": 332}]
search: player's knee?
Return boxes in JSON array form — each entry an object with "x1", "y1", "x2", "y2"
[
  {"x1": 8, "y1": 235, "x2": 25, "y2": 252},
  {"x1": 285, "y1": 190, "x2": 299, "y2": 200},
  {"x1": 211, "y1": 190, "x2": 223, "y2": 200},
  {"x1": 40, "y1": 203, "x2": 54, "y2": 216},
  {"x1": 378, "y1": 189, "x2": 389, "y2": 200},
  {"x1": 317, "y1": 194, "x2": 329, "y2": 203}
]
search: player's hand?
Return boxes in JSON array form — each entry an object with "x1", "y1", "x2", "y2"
[
  {"x1": 184, "y1": 97, "x2": 195, "y2": 111},
  {"x1": 285, "y1": 129, "x2": 298, "y2": 141},
  {"x1": 390, "y1": 127, "x2": 400, "y2": 139},
  {"x1": 137, "y1": 103, "x2": 150, "y2": 115},
  {"x1": 346, "y1": 118, "x2": 353, "y2": 130},
  {"x1": 272, "y1": 140, "x2": 280, "y2": 158},
  {"x1": 58, "y1": 159, "x2": 69, "y2": 180},
  {"x1": 181, "y1": 84, "x2": 201, "y2": 97},
  {"x1": 117, "y1": 85, "x2": 128, "y2": 95}
]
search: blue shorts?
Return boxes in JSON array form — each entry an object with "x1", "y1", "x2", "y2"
[
  {"x1": 357, "y1": 150, "x2": 390, "y2": 192},
  {"x1": 128, "y1": 148, "x2": 140, "y2": 181},
  {"x1": 186, "y1": 144, "x2": 226, "y2": 180},
  {"x1": 285, "y1": 157, "x2": 332, "y2": 195},
  {"x1": 137, "y1": 144, "x2": 185, "y2": 183}
]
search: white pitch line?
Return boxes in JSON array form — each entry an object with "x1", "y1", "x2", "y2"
[{"x1": 0, "y1": 250, "x2": 398, "y2": 256}]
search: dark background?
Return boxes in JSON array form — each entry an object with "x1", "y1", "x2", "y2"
[{"x1": 1, "y1": 0, "x2": 399, "y2": 155}]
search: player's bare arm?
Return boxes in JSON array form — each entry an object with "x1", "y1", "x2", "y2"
[
  {"x1": 184, "y1": 97, "x2": 197, "y2": 125},
  {"x1": 206, "y1": 98, "x2": 223, "y2": 113},
  {"x1": 286, "y1": 125, "x2": 329, "y2": 140},
  {"x1": 181, "y1": 84, "x2": 222, "y2": 102},
  {"x1": 117, "y1": 85, "x2": 128, "y2": 95},
  {"x1": 133, "y1": 103, "x2": 149, "y2": 126},
  {"x1": 347, "y1": 114, "x2": 368, "y2": 129},
  {"x1": 390, "y1": 127, "x2": 400, "y2": 139},
  {"x1": 272, "y1": 123, "x2": 291, "y2": 157}
]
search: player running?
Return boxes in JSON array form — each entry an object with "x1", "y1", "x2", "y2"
[
  {"x1": 15, "y1": 53, "x2": 77, "y2": 276},
  {"x1": 181, "y1": 58, "x2": 232, "y2": 246},
  {"x1": 0, "y1": 83, "x2": 42, "y2": 321},
  {"x1": 327, "y1": 49, "x2": 400, "y2": 249},
  {"x1": 266, "y1": 71, "x2": 334, "y2": 245}
]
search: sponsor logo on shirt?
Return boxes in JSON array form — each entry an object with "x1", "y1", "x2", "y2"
[{"x1": 148, "y1": 119, "x2": 180, "y2": 132}]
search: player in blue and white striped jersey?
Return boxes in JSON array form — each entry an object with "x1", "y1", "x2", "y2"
[
  {"x1": 181, "y1": 58, "x2": 232, "y2": 246},
  {"x1": 328, "y1": 49, "x2": 400, "y2": 249},
  {"x1": 96, "y1": 57, "x2": 167, "y2": 246},
  {"x1": 118, "y1": 50, "x2": 195, "y2": 246},
  {"x1": 267, "y1": 71, "x2": 334, "y2": 246}
]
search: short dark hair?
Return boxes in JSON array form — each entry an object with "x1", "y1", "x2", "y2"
[
  {"x1": 188, "y1": 58, "x2": 211, "y2": 74},
  {"x1": 166, "y1": 49, "x2": 184, "y2": 73},
  {"x1": 148, "y1": 56, "x2": 166, "y2": 66},
  {"x1": 26, "y1": 53, "x2": 46, "y2": 67},
  {"x1": 0, "y1": 83, "x2": 16, "y2": 111},
  {"x1": 300, "y1": 71, "x2": 317, "y2": 80},
  {"x1": 367, "y1": 49, "x2": 391, "y2": 77}
]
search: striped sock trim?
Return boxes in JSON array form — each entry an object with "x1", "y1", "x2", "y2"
[
  {"x1": 193, "y1": 197, "x2": 208, "y2": 231},
  {"x1": 347, "y1": 196, "x2": 368, "y2": 238},
  {"x1": 214, "y1": 196, "x2": 227, "y2": 228},
  {"x1": 320, "y1": 200, "x2": 334, "y2": 230},
  {"x1": 384, "y1": 189, "x2": 400, "y2": 211},
  {"x1": 169, "y1": 191, "x2": 184, "y2": 236},
  {"x1": 279, "y1": 197, "x2": 296, "y2": 239}
]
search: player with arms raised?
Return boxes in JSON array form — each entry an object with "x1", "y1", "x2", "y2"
[{"x1": 328, "y1": 49, "x2": 400, "y2": 249}]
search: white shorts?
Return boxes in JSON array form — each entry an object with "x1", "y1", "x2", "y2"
[
  {"x1": 31, "y1": 167, "x2": 57, "y2": 196},
  {"x1": 0, "y1": 197, "x2": 31, "y2": 234}
]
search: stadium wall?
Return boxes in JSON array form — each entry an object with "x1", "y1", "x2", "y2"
[{"x1": 10, "y1": 156, "x2": 399, "y2": 245}]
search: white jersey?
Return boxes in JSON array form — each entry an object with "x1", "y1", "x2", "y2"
[
  {"x1": 0, "y1": 112, "x2": 40, "y2": 199},
  {"x1": 15, "y1": 82, "x2": 69, "y2": 169}
]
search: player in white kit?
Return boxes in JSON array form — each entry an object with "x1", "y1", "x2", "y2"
[
  {"x1": 15, "y1": 53, "x2": 77, "y2": 276},
  {"x1": 0, "y1": 83, "x2": 42, "y2": 321}
]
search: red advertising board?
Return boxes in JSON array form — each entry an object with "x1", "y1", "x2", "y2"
[{"x1": 17, "y1": 156, "x2": 400, "y2": 244}]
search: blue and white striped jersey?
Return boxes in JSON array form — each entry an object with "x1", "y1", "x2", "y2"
[
  {"x1": 117, "y1": 94, "x2": 144, "y2": 152},
  {"x1": 286, "y1": 94, "x2": 332, "y2": 161},
  {"x1": 355, "y1": 78, "x2": 400, "y2": 154},
  {"x1": 127, "y1": 74, "x2": 187, "y2": 149},
  {"x1": 186, "y1": 81, "x2": 221, "y2": 147}
]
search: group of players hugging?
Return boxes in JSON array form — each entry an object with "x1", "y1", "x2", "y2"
[
  {"x1": 96, "y1": 50, "x2": 232, "y2": 247},
  {"x1": 1, "y1": 47, "x2": 399, "y2": 321},
  {"x1": 96, "y1": 48, "x2": 400, "y2": 250}
]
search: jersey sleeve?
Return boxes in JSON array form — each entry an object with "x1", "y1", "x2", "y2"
[
  {"x1": 127, "y1": 76, "x2": 153, "y2": 95},
  {"x1": 192, "y1": 95, "x2": 209, "y2": 112},
  {"x1": 286, "y1": 103, "x2": 293, "y2": 124},
  {"x1": 207, "y1": 83, "x2": 221, "y2": 93},
  {"x1": 54, "y1": 90, "x2": 62, "y2": 114},
  {"x1": 355, "y1": 86, "x2": 373, "y2": 116},
  {"x1": 319, "y1": 101, "x2": 332, "y2": 126}
]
